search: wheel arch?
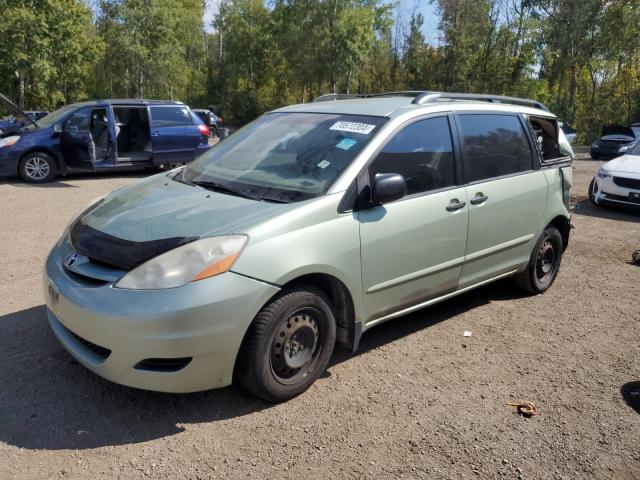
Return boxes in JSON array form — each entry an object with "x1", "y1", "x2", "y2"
[
  {"x1": 547, "y1": 214, "x2": 571, "y2": 252},
  {"x1": 255, "y1": 272, "x2": 360, "y2": 352}
]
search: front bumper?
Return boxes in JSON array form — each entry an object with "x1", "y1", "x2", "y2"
[
  {"x1": 44, "y1": 242, "x2": 280, "y2": 393},
  {"x1": 591, "y1": 174, "x2": 640, "y2": 209}
]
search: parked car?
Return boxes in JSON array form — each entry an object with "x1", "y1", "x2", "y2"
[
  {"x1": 0, "y1": 110, "x2": 49, "y2": 134},
  {"x1": 589, "y1": 142, "x2": 640, "y2": 209},
  {"x1": 44, "y1": 92, "x2": 572, "y2": 402},
  {"x1": 192, "y1": 108, "x2": 223, "y2": 138},
  {"x1": 590, "y1": 124, "x2": 637, "y2": 159},
  {"x1": 0, "y1": 94, "x2": 211, "y2": 183}
]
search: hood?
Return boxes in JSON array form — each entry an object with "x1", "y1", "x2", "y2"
[
  {"x1": 602, "y1": 154, "x2": 640, "y2": 174},
  {"x1": 71, "y1": 172, "x2": 300, "y2": 269},
  {"x1": 601, "y1": 124, "x2": 635, "y2": 139},
  {"x1": 599, "y1": 134, "x2": 636, "y2": 143},
  {"x1": 0, "y1": 93, "x2": 38, "y2": 129},
  {"x1": 83, "y1": 173, "x2": 297, "y2": 242}
]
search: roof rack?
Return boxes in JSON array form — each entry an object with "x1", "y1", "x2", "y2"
[
  {"x1": 411, "y1": 92, "x2": 549, "y2": 112},
  {"x1": 312, "y1": 90, "x2": 549, "y2": 112}
]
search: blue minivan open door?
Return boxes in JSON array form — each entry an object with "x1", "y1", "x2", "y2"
[
  {"x1": 60, "y1": 106, "x2": 96, "y2": 171},
  {"x1": 149, "y1": 105, "x2": 196, "y2": 165}
]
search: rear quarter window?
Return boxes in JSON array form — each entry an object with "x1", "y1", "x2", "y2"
[
  {"x1": 150, "y1": 106, "x2": 193, "y2": 127},
  {"x1": 457, "y1": 114, "x2": 533, "y2": 183}
]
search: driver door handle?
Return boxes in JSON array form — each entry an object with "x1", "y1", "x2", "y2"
[
  {"x1": 470, "y1": 193, "x2": 489, "y2": 205},
  {"x1": 446, "y1": 199, "x2": 467, "y2": 212}
]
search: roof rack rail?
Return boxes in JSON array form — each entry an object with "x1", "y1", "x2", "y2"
[
  {"x1": 412, "y1": 92, "x2": 549, "y2": 112},
  {"x1": 312, "y1": 91, "x2": 428, "y2": 102}
]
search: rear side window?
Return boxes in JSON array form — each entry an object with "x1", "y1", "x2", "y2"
[
  {"x1": 150, "y1": 106, "x2": 192, "y2": 127},
  {"x1": 529, "y1": 116, "x2": 562, "y2": 161},
  {"x1": 457, "y1": 114, "x2": 532, "y2": 182},
  {"x1": 369, "y1": 116, "x2": 456, "y2": 195}
]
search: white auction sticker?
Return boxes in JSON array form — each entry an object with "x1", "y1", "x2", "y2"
[{"x1": 329, "y1": 121, "x2": 376, "y2": 135}]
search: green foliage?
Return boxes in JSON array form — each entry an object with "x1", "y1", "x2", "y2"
[{"x1": 1, "y1": 0, "x2": 639, "y2": 142}]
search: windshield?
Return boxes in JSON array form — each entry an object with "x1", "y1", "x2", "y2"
[
  {"x1": 182, "y1": 112, "x2": 387, "y2": 202},
  {"x1": 35, "y1": 104, "x2": 79, "y2": 128}
]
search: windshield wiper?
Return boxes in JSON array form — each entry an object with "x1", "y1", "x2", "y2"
[{"x1": 192, "y1": 180, "x2": 261, "y2": 200}]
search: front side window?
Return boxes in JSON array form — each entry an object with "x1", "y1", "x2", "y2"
[
  {"x1": 458, "y1": 114, "x2": 532, "y2": 182},
  {"x1": 62, "y1": 107, "x2": 92, "y2": 133},
  {"x1": 181, "y1": 112, "x2": 387, "y2": 202},
  {"x1": 369, "y1": 116, "x2": 456, "y2": 195},
  {"x1": 150, "y1": 106, "x2": 192, "y2": 127}
]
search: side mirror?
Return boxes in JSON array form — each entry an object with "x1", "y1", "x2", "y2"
[
  {"x1": 53, "y1": 123, "x2": 62, "y2": 133},
  {"x1": 372, "y1": 173, "x2": 406, "y2": 205}
]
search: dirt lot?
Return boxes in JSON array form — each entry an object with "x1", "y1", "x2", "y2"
[{"x1": 0, "y1": 157, "x2": 639, "y2": 480}]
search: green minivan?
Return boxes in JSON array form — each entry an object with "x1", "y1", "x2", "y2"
[{"x1": 44, "y1": 92, "x2": 573, "y2": 402}]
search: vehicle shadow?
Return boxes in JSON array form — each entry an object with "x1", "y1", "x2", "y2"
[
  {"x1": 0, "y1": 280, "x2": 525, "y2": 451},
  {"x1": 571, "y1": 199, "x2": 640, "y2": 223},
  {"x1": 0, "y1": 170, "x2": 151, "y2": 188},
  {"x1": 621, "y1": 382, "x2": 640, "y2": 414}
]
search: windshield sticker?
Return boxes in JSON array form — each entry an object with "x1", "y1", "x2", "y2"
[
  {"x1": 317, "y1": 160, "x2": 331, "y2": 169},
  {"x1": 330, "y1": 121, "x2": 376, "y2": 135},
  {"x1": 335, "y1": 138, "x2": 358, "y2": 150}
]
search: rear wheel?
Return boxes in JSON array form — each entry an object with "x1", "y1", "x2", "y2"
[
  {"x1": 513, "y1": 227, "x2": 563, "y2": 294},
  {"x1": 19, "y1": 152, "x2": 56, "y2": 183},
  {"x1": 235, "y1": 285, "x2": 336, "y2": 402}
]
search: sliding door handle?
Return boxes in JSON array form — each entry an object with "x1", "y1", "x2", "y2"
[
  {"x1": 470, "y1": 194, "x2": 488, "y2": 205},
  {"x1": 446, "y1": 200, "x2": 467, "y2": 212}
]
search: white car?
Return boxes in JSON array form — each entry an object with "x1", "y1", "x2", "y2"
[{"x1": 589, "y1": 145, "x2": 640, "y2": 208}]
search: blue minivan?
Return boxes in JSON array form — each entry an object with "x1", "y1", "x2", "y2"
[{"x1": 0, "y1": 94, "x2": 211, "y2": 183}]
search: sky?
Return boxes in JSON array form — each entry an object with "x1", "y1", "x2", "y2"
[{"x1": 202, "y1": 0, "x2": 441, "y2": 45}]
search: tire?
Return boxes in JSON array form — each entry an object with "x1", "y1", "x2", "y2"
[
  {"x1": 210, "y1": 126, "x2": 218, "y2": 139},
  {"x1": 588, "y1": 178, "x2": 598, "y2": 205},
  {"x1": 591, "y1": 152, "x2": 599, "y2": 160},
  {"x1": 235, "y1": 285, "x2": 336, "y2": 402},
  {"x1": 513, "y1": 226, "x2": 563, "y2": 294},
  {"x1": 19, "y1": 152, "x2": 57, "y2": 183}
]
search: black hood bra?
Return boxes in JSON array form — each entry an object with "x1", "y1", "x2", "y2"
[{"x1": 70, "y1": 220, "x2": 197, "y2": 271}]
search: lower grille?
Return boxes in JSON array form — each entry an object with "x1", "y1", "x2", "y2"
[
  {"x1": 613, "y1": 176, "x2": 640, "y2": 190},
  {"x1": 64, "y1": 325, "x2": 111, "y2": 360},
  {"x1": 134, "y1": 357, "x2": 192, "y2": 373}
]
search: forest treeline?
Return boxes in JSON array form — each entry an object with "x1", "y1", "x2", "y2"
[{"x1": 1, "y1": 0, "x2": 639, "y2": 143}]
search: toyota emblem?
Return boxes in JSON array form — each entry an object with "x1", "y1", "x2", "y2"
[{"x1": 64, "y1": 252, "x2": 79, "y2": 268}]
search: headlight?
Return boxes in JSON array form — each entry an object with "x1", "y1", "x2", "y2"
[
  {"x1": 619, "y1": 143, "x2": 635, "y2": 153},
  {"x1": 597, "y1": 168, "x2": 611, "y2": 178},
  {"x1": 115, "y1": 235, "x2": 248, "y2": 290},
  {"x1": 0, "y1": 135, "x2": 20, "y2": 148}
]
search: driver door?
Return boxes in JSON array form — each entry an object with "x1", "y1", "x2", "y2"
[{"x1": 60, "y1": 107, "x2": 96, "y2": 171}]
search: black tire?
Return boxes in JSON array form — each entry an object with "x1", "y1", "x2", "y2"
[
  {"x1": 588, "y1": 178, "x2": 598, "y2": 205},
  {"x1": 513, "y1": 226, "x2": 563, "y2": 294},
  {"x1": 19, "y1": 152, "x2": 57, "y2": 183},
  {"x1": 591, "y1": 152, "x2": 599, "y2": 160},
  {"x1": 235, "y1": 285, "x2": 336, "y2": 402},
  {"x1": 210, "y1": 126, "x2": 218, "y2": 139}
]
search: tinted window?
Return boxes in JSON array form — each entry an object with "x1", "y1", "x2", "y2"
[
  {"x1": 458, "y1": 114, "x2": 532, "y2": 182},
  {"x1": 150, "y1": 106, "x2": 192, "y2": 127},
  {"x1": 63, "y1": 107, "x2": 92, "y2": 133},
  {"x1": 369, "y1": 116, "x2": 456, "y2": 195}
]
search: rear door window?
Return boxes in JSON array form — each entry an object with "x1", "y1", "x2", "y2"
[
  {"x1": 150, "y1": 106, "x2": 192, "y2": 127},
  {"x1": 528, "y1": 116, "x2": 562, "y2": 161},
  {"x1": 457, "y1": 114, "x2": 533, "y2": 183},
  {"x1": 369, "y1": 116, "x2": 456, "y2": 196}
]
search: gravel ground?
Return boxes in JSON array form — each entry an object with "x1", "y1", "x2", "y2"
[{"x1": 0, "y1": 157, "x2": 639, "y2": 480}]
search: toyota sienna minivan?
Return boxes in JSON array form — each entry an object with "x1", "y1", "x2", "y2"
[{"x1": 44, "y1": 92, "x2": 573, "y2": 402}]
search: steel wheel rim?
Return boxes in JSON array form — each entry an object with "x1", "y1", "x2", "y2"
[
  {"x1": 536, "y1": 239, "x2": 556, "y2": 280},
  {"x1": 24, "y1": 157, "x2": 50, "y2": 180},
  {"x1": 270, "y1": 308, "x2": 321, "y2": 385}
]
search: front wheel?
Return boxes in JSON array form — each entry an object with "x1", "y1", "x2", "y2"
[
  {"x1": 588, "y1": 178, "x2": 599, "y2": 205},
  {"x1": 235, "y1": 286, "x2": 336, "y2": 402},
  {"x1": 513, "y1": 227, "x2": 563, "y2": 294},
  {"x1": 19, "y1": 152, "x2": 57, "y2": 183}
]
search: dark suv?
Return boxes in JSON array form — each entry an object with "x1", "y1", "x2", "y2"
[
  {"x1": 192, "y1": 109, "x2": 223, "y2": 138},
  {"x1": 0, "y1": 94, "x2": 211, "y2": 183},
  {"x1": 590, "y1": 125, "x2": 638, "y2": 159}
]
